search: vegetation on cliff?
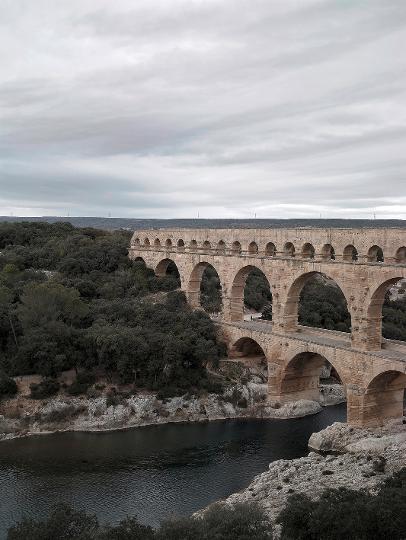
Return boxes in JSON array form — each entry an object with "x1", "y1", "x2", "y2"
[
  {"x1": 7, "y1": 502, "x2": 273, "y2": 540},
  {"x1": 7, "y1": 468, "x2": 406, "y2": 539},
  {"x1": 0, "y1": 222, "x2": 223, "y2": 396}
]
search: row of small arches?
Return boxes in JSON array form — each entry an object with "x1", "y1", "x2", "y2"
[{"x1": 133, "y1": 237, "x2": 406, "y2": 263}]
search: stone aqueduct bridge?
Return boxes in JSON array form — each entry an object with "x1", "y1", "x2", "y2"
[{"x1": 129, "y1": 227, "x2": 406, "y2": 427}]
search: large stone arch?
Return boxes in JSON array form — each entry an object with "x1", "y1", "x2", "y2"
[
  {"x1": 187, "y1": 261, "x2": 223, "y2": 311},
  {"x1": 364, "y1": 275, "x2": 405, "y2": 350},
  {"x1": 360, "y1": 370, "x2": 406, "y2": 426},
  {"x1": 155, "y1": 258, "x2": 181, "y2": 279},
  {"x1": 229, "y1": 336, "x2": 267, "y2": 358},
  {"x1": 229, "y1": 264, "x2": 272, "y2": 322},
  {"x1": 282, "y1": 271, "x2": 351, "y2": 333},
  {"x1": 276, "y1": 351, "x2": 346, "y2": 404}
]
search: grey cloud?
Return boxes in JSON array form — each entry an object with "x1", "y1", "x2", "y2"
[{"x1": 1, "y1": 0, "x2": 406, "y2": 218}]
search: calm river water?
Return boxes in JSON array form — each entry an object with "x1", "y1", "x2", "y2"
[{"x1": 0, "y1": 404, "x2": 346, "y2": 537}]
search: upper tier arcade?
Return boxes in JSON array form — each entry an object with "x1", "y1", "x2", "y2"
[{"x1": 130, "y1": 227, "x2": 406, "y2": 263}]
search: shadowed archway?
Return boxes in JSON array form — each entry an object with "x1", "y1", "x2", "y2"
[
  {"x1": 155, "y1": 258, "x2": 181, "y2": 287},
  {"x1": 283, "y1": 271, "x2": 350, "y2": 334},
  {"x1": 278, "y1": 351, "x2": 345, "y2": 404},
  {"x1": 187, "y1": 262, "x2": 222, "y2": 313},
  {"x1": 361, "y1": 371, "x2": 406, "y2": 426},
  {"x1": 230, "y1": 266, "x2": 272, "y2": 322}
]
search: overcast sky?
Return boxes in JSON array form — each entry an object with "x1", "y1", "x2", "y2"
[{"x1": 1, "y1": 0, "x2": 406, "y2": 219}]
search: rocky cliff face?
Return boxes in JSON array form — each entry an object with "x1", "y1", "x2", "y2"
[
  {"x1": 0, "y1": 382, "x2": 328, "y2": 441},
  {"x1": 220, "y1": 419, "x2": 406, "y2": 531}
]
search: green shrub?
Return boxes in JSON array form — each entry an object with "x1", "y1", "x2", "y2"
[
  {"x1": 66, "y1": 381, "x2": 88, "y2": 396},
  {"x1": 29, "y1": 378, "x2": 60, "y2": 399},
  {"x1": 0, "y1": 374, "x2": 17, "y2": 398},
  {"x1": 67, "y1": 371, "x2": 96, "y2": 395},
  {"x1": 277, "y1": 467, "x2": 406, "y2": 540}
]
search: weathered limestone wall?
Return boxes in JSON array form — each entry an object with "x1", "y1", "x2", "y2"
[{"x1": 128, "y1": 227, "x2": 406, "y2": 427}]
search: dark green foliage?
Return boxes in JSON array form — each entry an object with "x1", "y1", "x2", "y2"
[
  {"x1": 7, "y1": 502, "x2": 272, "y2": 540},
  {"x1": 67, "y1": 372, "x2": 96, "y2": 396},
  {"x1": 0, "y1": 373, "x2": 17, "y2": 398},
  {"x1": 382, "y1": 295, "x2": 406, "y2": 340},
  {"x1": 244, "y1": 269, "x2": 272, "y2": 313},
  {"x1": 7, "y1": 503, "x2": 98, "y2": 540},
  {"x1": 298, "y1": 278, "x2": 351, "y2": 332},
  {"x1": 0, "y1": 222, "x2": 223, "y2": 395},
  {"x1": 29, "y1": 378, "x2": 60, "y2": 399},
  {"x1": 277, "y1": 467, "x2": 406, "y2": 540},
  {"x1": 200, "y1": 266, "x2": 222, "y2": 313},
  {"x1": 98, "y1": 517, "x2": 155, "y2": 539}
]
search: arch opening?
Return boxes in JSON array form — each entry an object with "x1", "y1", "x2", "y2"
[
  {"x1": 165, "y1": 239, "x2": 173, "y2": 249},
  {"x1": 199, "y1": 264, "x2": 223, "y2": 314},
  {"x1": 343, "y1": 244, "x2": 358, "y2": 261},
  {"x1": 231, "y1": 241, "x2": 242, "y2": 254},
  {"x1": 154, "y1": 238, "x2": 161, "y2": 248},
  {"x1": 368, "y1": 245, "x2": 384, "y2": 263},
  {"x1": 228, "y1": 337, "x2": 268, "y2": 382},
  {"x1": 321, "y1": 244, "x2": 335, "y2": 260},
  {"x1": 284, "y1": 242, "x2": 295, "y2": 257},
  {"x1": 395, "y1": 247, "x2": 406, "y2": 263},
  {"x1": 216, "y1": 240, "x2": 226, "y2": 254},
  {"x1": 301, "y1": 243, "x2": 315, "y2": 259},
  {"x1": 362, "y1": 371, "x2": 406, "y2": 426},
  {"x1": 279, "y1": 352, "x2": 345, "y2": 407},
  {"x1": 368, "y1": 277, "x2": 406, "y2": 347},
  {"x1": 202, "y1": 240, "x2": 211, "y2": 253},
  {"x1": 283, "y1": 272, "x2": 350, "y2": 333},
  {"x1": 299, "y1": 273, "x2": 351, "y2": 333},
  {"x1": 265, "y1": 242, "x2": 276, "y2": 257},
  {"x1": 189, "y1": 239, "x2": 198, "y2": 250},
  {"x1": 248, "y1": 241, "x2": 258, "y2": 255},
  {"x1": 155, "y1": 258, "x2": 181, "y2": 288},
  {"x1": 188, "y1": 262, "x2": 222, "y2": 314},
  {"x1": 144, "y1": 238, "x2": 151, "y2": 248},
  {"x1": 177, "y1": 239, "x2": 185, "y2": 251},
  {"x1": 230, "y1": 265, "x2": 272, "y2": 322},
  {"x1": 132, "y1": 237, "x2": 140, "y2": 247}
]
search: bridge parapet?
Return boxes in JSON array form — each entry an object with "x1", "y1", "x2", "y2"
[{"x1": 131, "y1": 227, "x2": 406, "y2": 264}]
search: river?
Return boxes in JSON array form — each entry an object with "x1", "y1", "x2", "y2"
[{"x1": 0, "y1": 404, "x2": 346, "y2": 537}]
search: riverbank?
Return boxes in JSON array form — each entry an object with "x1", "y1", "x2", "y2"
[
  {"x1": 0, "y1": 380, "x2": 345, "y2": 442},
  {"x1": 219, "y1": 418, "x2": 406, "y2": 532}
]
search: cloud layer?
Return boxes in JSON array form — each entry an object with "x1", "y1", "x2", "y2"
[{"x1": 1, "y1": 0, "x2": 406, "y2": 218}]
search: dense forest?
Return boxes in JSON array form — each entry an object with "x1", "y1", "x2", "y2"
[
  {"x1": 7, "y1": 468, "x2": 406, "y2": 539},
  {"x1": 0, "y1": 222, "x2": 224, "y2": 398}
]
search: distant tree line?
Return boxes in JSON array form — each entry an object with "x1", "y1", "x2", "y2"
[{"x1": 7, "y1": 468, "x2": 406, "y2": 539}]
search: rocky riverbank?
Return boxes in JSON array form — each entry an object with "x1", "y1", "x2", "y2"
[
  {"x1": 220, "y1": 418, "x2": 406, "y2": 532},
  {"x1": 0, "y1": 379, "x2": 345, "y2": 442}
]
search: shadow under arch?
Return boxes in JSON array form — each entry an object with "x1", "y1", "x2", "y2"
[
  {"x1": 230, "y1": 265, "x2": 272, "y2": 322},
  {"x1": 187, "y1": 261, "x2": 223, "y2": 313},
  {"x1": 229, "y1": 337, "x2": 268, "y2": 382},
  {"x1": 362, "y1": 370, "x2": 406, "y2": 426},
  {"x1": 278, "y1": 351, "x2": 346, "y2": 404},
  {"x1": 283, "y1": 271, "x2": 351, "y2": 333},
  {"x1": 155, "y1": 258, "x2": 181, "y2": 287},
  {"x1": 365, "y1": 276, "x2": 405, "y2": 349},
  {"x1": 230, "y1": 336, "x2": 266, "y2": 358}
]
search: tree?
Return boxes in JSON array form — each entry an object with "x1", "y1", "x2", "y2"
[{"x1": 7, "y1": 503, "x2": 98, "y2": 540}]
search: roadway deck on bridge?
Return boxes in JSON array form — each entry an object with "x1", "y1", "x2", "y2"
[{"x1": 218, "y1": 319, "x2": 406, "y2": 364}]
